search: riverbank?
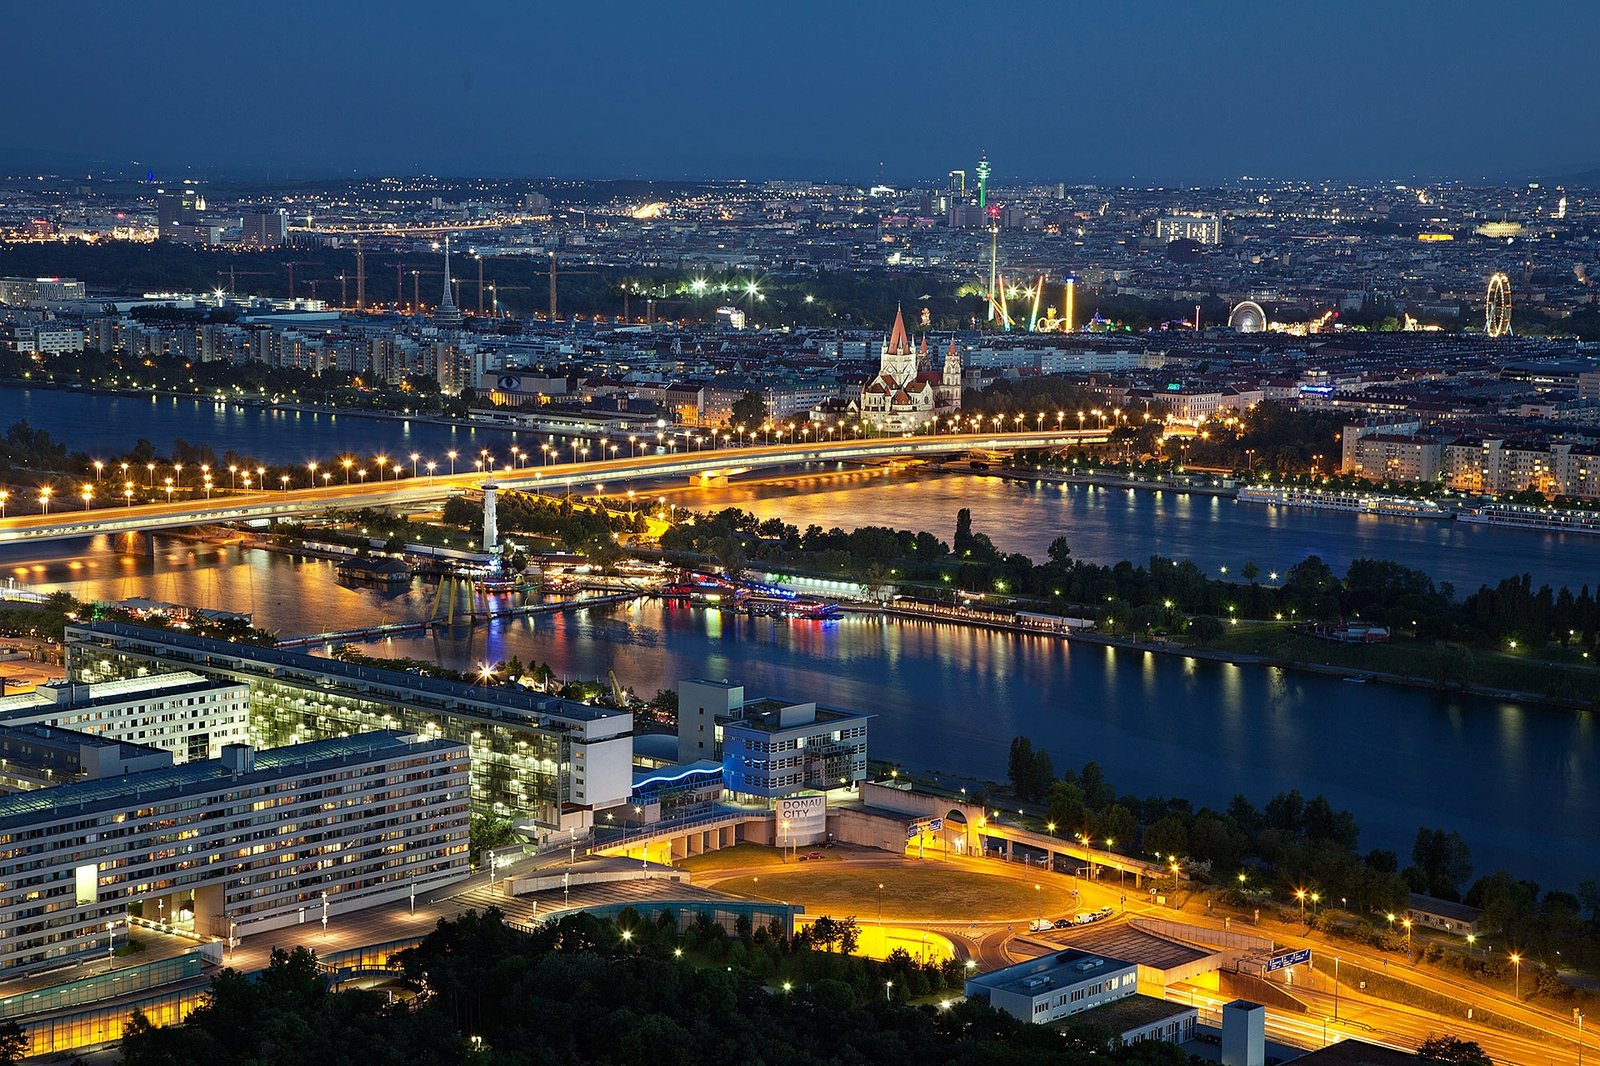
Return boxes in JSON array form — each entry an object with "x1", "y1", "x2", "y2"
[
  {"x1": 849, "y1": 601, "x2": 1600, "y2": 713},
  {"x1": 963, "y1": 463, "x2": 1238, "y2": 498}
]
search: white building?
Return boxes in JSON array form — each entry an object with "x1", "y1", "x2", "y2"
[
  {"x1": 1154, "y1": 215, "x2": 1221, "y2": 245},
  {"x1": 0, "y1": 277, "x2": 87, "y2": 306},
  {"x1": 0, "y1": 730, "x2": 469, "y2": 973},
  {"x1": 854, "y1": 308, "x2": 961, "y2": 432},
  {"x1": 0, "y1": 672, "x2": 250, "y2": 763},
  {"x1": 964, "y1": 949, "x2": 1141, "y2": 1024}
]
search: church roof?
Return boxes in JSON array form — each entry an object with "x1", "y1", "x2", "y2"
[{"x1": 887, "y1": 306, "x2": 911, "y2": 354}]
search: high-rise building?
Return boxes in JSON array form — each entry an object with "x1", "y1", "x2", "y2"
[
  {"x1": 1155, "y1": 215, "x2": 1221, "y2": 245},
  {"x1": 947, "y1": 170, "x2": 966, "y2": 199},
  {"x1": 0, "y1": 729, "x2": 469, "y2": 973},
  {"x1": 155, "y1": 187, "x2": 202, "y2": 237},
  {"x1": 241, "y1": 208, "x2": 288, "y2": 247},
  {"x1": 0, "y1": 672, "x2": 250, "y2": 763}
]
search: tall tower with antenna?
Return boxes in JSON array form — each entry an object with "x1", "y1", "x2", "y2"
[
  {"x1": 975, "y1": 156, "x2": 991, "y2": 210},
  {"x1": 435, "y1": 236, "x2": 463, "y2": 328}
]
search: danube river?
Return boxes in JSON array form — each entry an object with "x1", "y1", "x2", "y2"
[
  {"x1": 6, "y1": 385, "x2": 1600, "y2": 588},
  {"x1": 6, "y1": 535, "x2": 1595, "y2": 890}
]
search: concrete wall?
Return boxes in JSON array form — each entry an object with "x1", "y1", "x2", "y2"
[{"x1": 829, "y1": 807, "x2": 912, "y2": 852}]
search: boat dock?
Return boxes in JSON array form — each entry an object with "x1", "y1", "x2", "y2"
[{"x1": 276, "y1": 592, "x2": 641, "y2": 649}]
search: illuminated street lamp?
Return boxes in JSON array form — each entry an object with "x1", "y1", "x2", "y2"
[
  {"x1": 447, "y1": 450, "x2": 458, "y2": 474},
  {"x1": 93, "y1": 460, "x2": 103, "y2": 481},
  {"x1": 80, "y1": 484, "x2": 92, "y2": 509},
  {"x1": 1510, "y1": 952, "x2": 1522, "y2": 998},
  {"x1": 375, "y1": 455, "x2": 389, "y2": 481},
  {"x1": 409, "y1": 452, "x2": 420, "y2": 478}
]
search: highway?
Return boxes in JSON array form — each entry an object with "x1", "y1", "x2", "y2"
[{"x1": 0, "y1": 429, "x2": 1107, "y2": 545}]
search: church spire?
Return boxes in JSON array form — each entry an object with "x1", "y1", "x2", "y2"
[{"x1": 887, "y1": 304, "x2": 910, "y2": 354}]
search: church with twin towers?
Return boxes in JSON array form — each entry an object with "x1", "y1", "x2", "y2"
[{"x1": 851, "y1": 306, "x2": 963, "y2": 432}]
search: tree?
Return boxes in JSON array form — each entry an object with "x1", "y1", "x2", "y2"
[
  {"x1": 730, "y1": 390, "x2": 767, "y2": 428},
  {"x1": 1187, "y1": 615, "x2": 1226, "y2": 645},
  {"x1": 1578, "y1": 876, "x2": 1600, "y2": 924},
  {"x1": 1144, "y1": 815, "x2": 1189, "y2": 858},
  {"x1": 0, "y1": 1021, "x2": 23, "y2": 1066},
  {"x1": 1241, "y1": 561, "x2": 1261, "y2": 585},
  {"x1": 1417, "y1": 1035, "x2": 1493, "y2": 1066}
]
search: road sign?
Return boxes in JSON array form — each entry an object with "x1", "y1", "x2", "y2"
[
  {"x1": 1265, "y1": 948, "x2": 1312, "y2": 972},
  {"x1": 906, "y1": 822, "x2": 923, "y2": 840},
  {"x1": 927, "y1": 818, "x2": 943, "y2": 833}
]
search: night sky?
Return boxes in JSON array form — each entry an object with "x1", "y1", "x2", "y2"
[{"x1": 5, "y1": 0, "x2": 1596, "y2": 184}]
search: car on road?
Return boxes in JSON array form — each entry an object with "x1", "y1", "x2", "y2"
[{"x1": 1028, "y1": 918, "x2": 1053, "y2": 932}]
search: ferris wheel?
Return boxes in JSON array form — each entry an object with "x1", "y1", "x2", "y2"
[{"x1": 1485, "y1": 273, "x2": 1512, "y2": 337}]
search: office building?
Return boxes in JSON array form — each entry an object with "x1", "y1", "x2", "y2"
[
  {"x1": 240, "y1": 209, "x2": 288, "y2": 247},
  {"x1": 0, "y1": 730, "x2": 469, "y2": 973},
  {"x1": 155, "y1": 187, "x2": 202, "y2": 234},
  {"x1": 0, "y1": 672, "x2": 250, "y2": 764},
  {"x1": 0, "y1": 276, "x2": 86, "y2": 306},
  {"x1": 65, "y1": 621, "x2": 634, "y2": 828},
  {"x1": 963, "y1": 949, "x2": 1141, "y2": 1024},
  {"x1": 677, "y1": 678, "x2": 870, "y2": 801},
  {"x1": 1155, "y1": 215, "x2": 1221, "y2": 245}
]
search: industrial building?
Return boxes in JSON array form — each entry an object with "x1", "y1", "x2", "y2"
[{"x1": 963, "y1": 948, "x2": 1142, "y2": 1024}]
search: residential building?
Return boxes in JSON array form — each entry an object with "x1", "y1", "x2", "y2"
[
  {"x1": 64, "y1": 621, "x2": 634, "y2": 829},
  {"x1": 964, "y1": 949, "x2": 1140, "y2": 1024},
  {"x1": 0, "y1": 730, "x2": 469, "y2": 973},
  {"x1": 0, "y1": 672, "x2": 250, "y2": 763}
]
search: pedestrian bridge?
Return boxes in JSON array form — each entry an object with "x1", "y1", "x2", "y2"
[{"x1": 0, "y1": 429, "x2": 1107, "y2": 546}]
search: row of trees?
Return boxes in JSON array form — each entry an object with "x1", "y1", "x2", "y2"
[
  {"x1": 1003, "y1": 739, "x2": 1600, "y2": 970},
  {"x1": 441, "y1": 490, "x2": 642, "y2": 561},
  {"x1": 657, "y1": 502, "x2": 1600, "y2": 656},
  {"x1": 120, "y1": 908, "x2": 1191, "y2": 1066}
]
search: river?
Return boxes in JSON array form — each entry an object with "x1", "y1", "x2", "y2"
[
  {"x1": 4, "y1": 384, "x2": 1597, "y2": 590},
  {"x1": 4, "y1": 385, "x2": 1598, "y2": 888},
  {"x1": 5, "y1": 532, "x2": 1595, "y2": 891}
]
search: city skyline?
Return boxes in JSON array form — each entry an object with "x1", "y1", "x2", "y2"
[{"x1": 6, "y1": 1, "x2": 1600, "y2": 185}]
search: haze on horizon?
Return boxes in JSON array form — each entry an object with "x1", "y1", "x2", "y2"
[{"x1": 4, "y1": 0, "x2": 1597, "y2": 186}]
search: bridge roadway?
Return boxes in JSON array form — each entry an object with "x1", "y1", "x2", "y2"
[{"x1": 0, "y1": 429, "x2": 1107, "y2": 546}]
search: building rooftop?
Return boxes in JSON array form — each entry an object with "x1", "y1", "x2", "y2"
[
  {"x1": 731, "y1": 698, "x2": 872, "y2": 733},
  {"x1": 1407, "y1": 893, "x2": 1482, "y2": 923},
  {"x1": 1055, "y1": 923, "x2": 1219, "y2": 973},
  {"x1": 966, "y1": 949, "x2": 1132, "y2": 998},
  {"x1": 0, "y1": 670, "x2": 222, "y2": 715},
  {"x1": 1287, "y1": 1039, "x2": 1422, "y2": 1066},
  {"x1": 1055, "y1": 992, "x2": 1193, "y2": 1034},
  {"x1": 0, "y1": 731, "x2": 460, "y2": 829},
  {"x1": 67, "y1": 620, "x2": 627, "y2": 730}
]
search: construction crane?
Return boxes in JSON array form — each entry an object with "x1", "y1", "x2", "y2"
[
  {"x1": 547, "y1": 252, "x2": 598, "y2": 321},
  {"x1": 484, "y1": 281, "x2": 528, "y2": 318},
  {"x1": 217, "y1": 267, "x2": 270, "y2": 294},
  {"x1": 280, "y1": 261, "x2": 317, "y2": 300}
]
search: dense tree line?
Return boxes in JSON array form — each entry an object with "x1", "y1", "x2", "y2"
[
  {"x1": 1181, "y1": 401, "x2": 1348, "y2": 474},
  {"x1": 120, "y1": 909, "x2": 1190, "y2": 1066},
  {"x1": 656, "y1": 505, "x2": 1600, "y2": 657},
  {"x1": 441, "y1": 490, "x2": 643, "y2": 561},
  {"x1": 1001, "y1": 743, "x2": 1600, "y2": 977}
]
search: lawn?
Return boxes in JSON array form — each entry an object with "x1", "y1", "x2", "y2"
[
  {"x1": 703, "y1": 861, "x2": 1083, "y2": 922},
  {"x1": 1205, "y1": 625, "x2": 1600, "y2": 703},
  {"x1": 677, "y1": 844, "x2": 791, "y2": 874}
]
